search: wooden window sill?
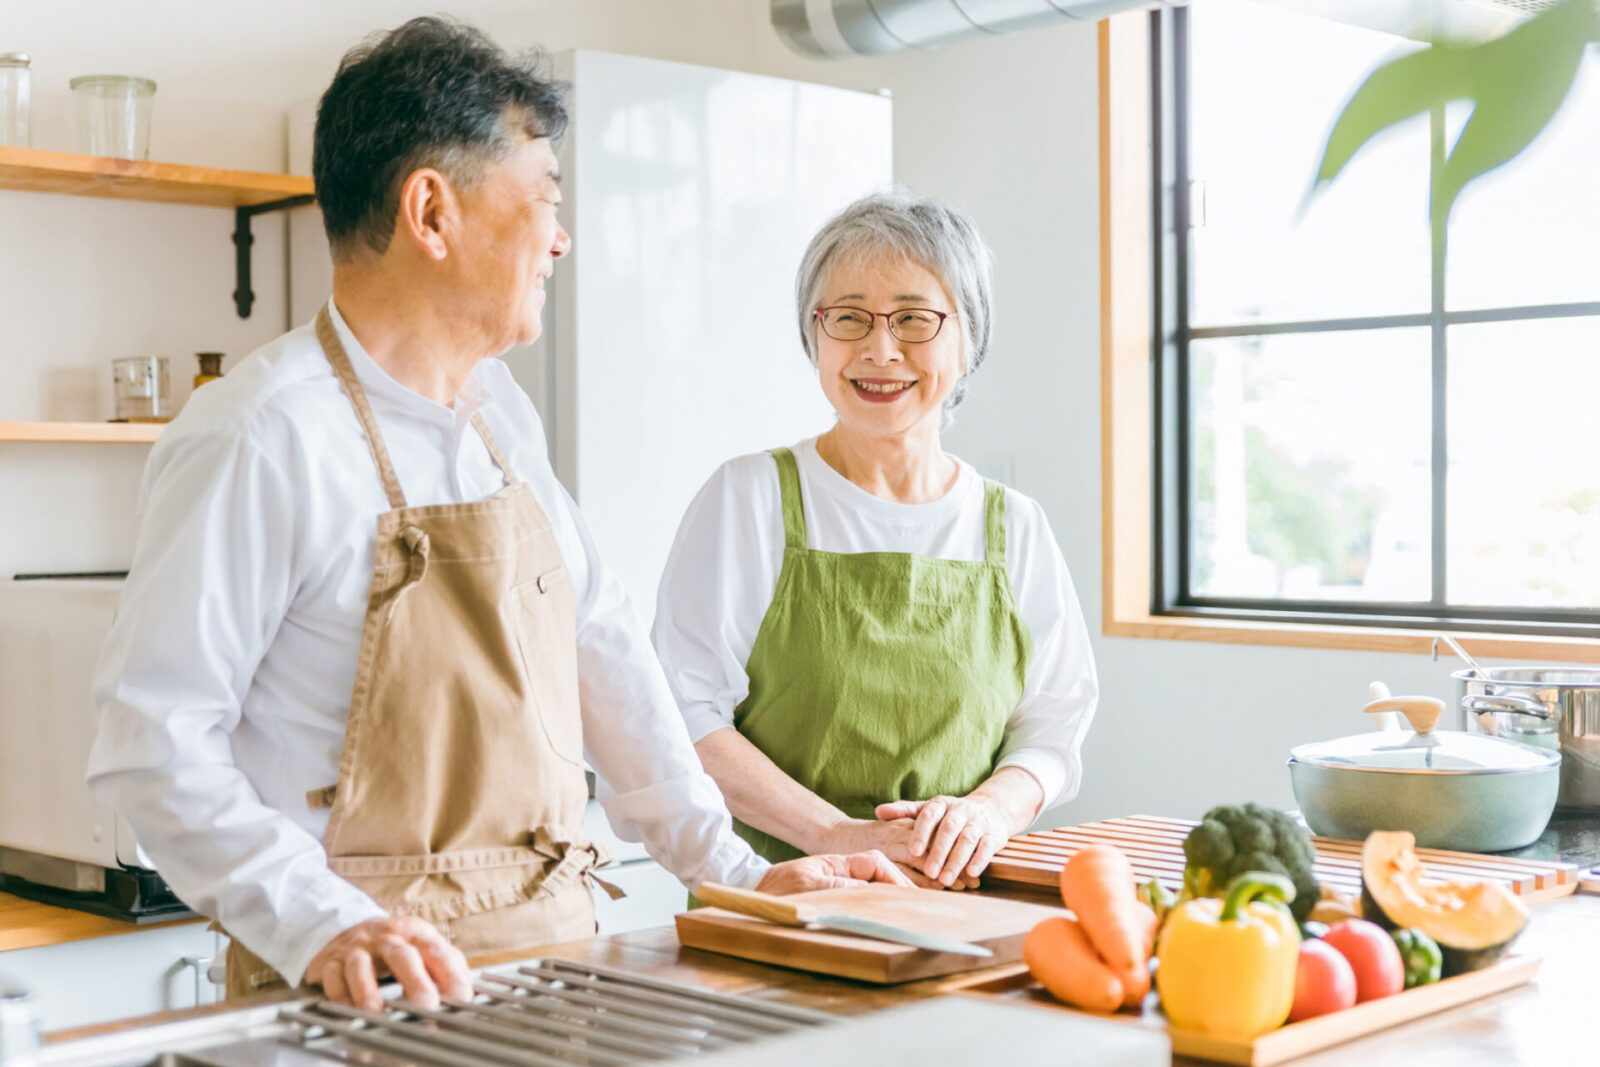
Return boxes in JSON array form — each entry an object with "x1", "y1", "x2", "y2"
[{"x1": 1104, "y1": 610, "x2": 1600, "y2": 662}]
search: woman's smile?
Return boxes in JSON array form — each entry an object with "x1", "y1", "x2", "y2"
[{"x1": 850, "y1": 376, "x2": 917, "y2": 401}]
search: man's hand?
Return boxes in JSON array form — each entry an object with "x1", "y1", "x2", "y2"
[
  {"x1": 305, "y1": 916, "x2": 472, "y2": 1011},
  {"x1": 755, "y1": 850, "x2": 916, "y2": 895},
  {"x1": 875, "y1": 794, "x2": 1011, "y2": 888}
]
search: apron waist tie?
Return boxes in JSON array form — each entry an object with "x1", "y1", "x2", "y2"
[
  {"x1": 534, "y1": 825, "x2": 626, "y2": 902},
  {"x1": 326, "y1": 825, "x2": 624, "y2": 924}
]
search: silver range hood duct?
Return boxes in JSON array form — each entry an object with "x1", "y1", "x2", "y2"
[
  {"x1": 771, "y1": 0, "x2": 1181, "y2": 59},
  {"x1": 770, "y1": 0, "x2": 1544, "y2": 59}
]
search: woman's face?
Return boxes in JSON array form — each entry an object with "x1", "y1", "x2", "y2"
[{"x1": 813, "y1": 255, "x2": 964, "y2": 441}]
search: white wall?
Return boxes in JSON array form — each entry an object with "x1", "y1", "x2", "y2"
[{"x1": 1, "y1": 0, "x2": 1551, "y2": 828}]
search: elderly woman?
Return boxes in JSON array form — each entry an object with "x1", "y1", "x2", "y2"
[{"x1": 651, "y1": 190, "x2": 1097, "y2": 889}]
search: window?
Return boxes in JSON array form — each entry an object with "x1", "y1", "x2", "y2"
[{"x1": 1152, "y1": 0, "x2": 1600, "y2": 637}]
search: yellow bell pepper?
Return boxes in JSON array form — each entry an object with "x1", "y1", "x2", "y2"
[{"x1": 1155, "y1": 872, "x2": 1301, "y2": 1037}]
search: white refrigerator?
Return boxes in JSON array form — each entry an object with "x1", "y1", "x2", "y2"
[{"x1": 291, "y1": 51, "x2": 894, "y2": 614}]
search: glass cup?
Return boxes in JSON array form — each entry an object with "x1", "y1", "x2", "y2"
[
  {"x1": 112, "y1": 356, "x2": 170, "y2": 421},
  {"x1": 0, "y1": 53, "x2": 28, "y2": 148},
  {"x1": 70, "y1": 74, "x2": 156, "y2": 159}
]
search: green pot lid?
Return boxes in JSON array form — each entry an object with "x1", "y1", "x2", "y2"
[{"x1": 1290, "y1": 728, "x2": 1559, "y2": 775}]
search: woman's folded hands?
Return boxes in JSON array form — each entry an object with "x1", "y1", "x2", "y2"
[{"x1": 867, "y1": 768, "x2": 1046, "y2": 890}]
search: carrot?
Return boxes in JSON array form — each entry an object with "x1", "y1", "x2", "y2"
[
  {"x1": 1059, "y1": 845, "x2": 1153, "y2": 1008},
  {"x1": 1023, "y1": 916, "x2": 1124, "y2": 1013}
]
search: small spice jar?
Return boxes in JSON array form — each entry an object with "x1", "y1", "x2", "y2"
[{"x1": 194, "y1": 351, "x2": 224, "y2": 390}]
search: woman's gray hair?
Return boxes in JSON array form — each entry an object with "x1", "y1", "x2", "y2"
[{"x1": 795, "y1": 188, "x2": 996, "y2": 422}]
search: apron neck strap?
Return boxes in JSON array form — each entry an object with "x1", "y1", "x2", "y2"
[
  {"x1": 983, "y1": 479, "x2": 1007, "y2": 566},
  {"x1": 317, "y1": 307, "x2": 408, "y2": 511},
  {"x1": 769, "y1": 447, "x2": 809, "y2": 550},
  {"x1": 316, "y1": 308, "x2": 521, "y2": 508},
  {"x1": 470, "y1": 412, "x2": 520, "y2": 485}
]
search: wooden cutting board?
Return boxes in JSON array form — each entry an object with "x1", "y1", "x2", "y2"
[
  {"x1": 987, "y1": 814, "x2": 1580, "y2": 901},
  {"x1": 674, "y1": 885, "x2": 1067, "y2": 984}
]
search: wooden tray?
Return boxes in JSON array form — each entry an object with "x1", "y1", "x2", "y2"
[
  {"x1": 945, "y1": 956, "x2": 1540, "y2": 1066},
  {"x1": 674, "y1": 885, "x2": 1068, "y2": 984},
  {"x1": 988, "y1": 815, "x2": 1580, "y2": 902}
]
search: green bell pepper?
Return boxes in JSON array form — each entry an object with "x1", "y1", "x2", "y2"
[{"x1": 1391, "y1": 928, "x2": 1443, "y2": 988}]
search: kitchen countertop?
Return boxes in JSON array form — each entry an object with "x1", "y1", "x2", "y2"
[
  {"x1": 43, "y1": 884, "x2": 1600, "y2": 1065},
  {"x1": 1500, "y1": 810, "x2": 1600, "y2": 873},
  {"x1": 0, "y1": 891, "x2": 203, "y2": 953}
]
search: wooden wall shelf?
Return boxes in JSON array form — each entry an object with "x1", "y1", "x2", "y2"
[
  {"x1": 0, "y1": 146, "x2": 313, "y2": 208},
  {"x1": 0, "y1": 421, "x2": 164, "y2": 444}
]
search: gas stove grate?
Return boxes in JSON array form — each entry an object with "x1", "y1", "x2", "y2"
[{"x1": 278, "y1": 957, "x2": 832, "y2": 1065}]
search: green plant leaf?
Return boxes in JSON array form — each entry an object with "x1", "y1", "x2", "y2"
[
  {"x1": 1314, "y1": 44, "x2": 1469, "y2": 188},
  {"x1": 1434, "y1": 1, "x2": 1597, "y2": 224},
  {"x1": 1310, "y1": 0, "x2": 1600, "y2": 225}
]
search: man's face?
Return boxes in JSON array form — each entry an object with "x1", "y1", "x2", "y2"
[{"x1": 452, "y1": 135, "x2": 570, "y2": 352}]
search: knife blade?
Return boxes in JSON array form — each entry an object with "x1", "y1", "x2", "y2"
[
  {"x1": 806, "y1": 913, "x2": 994, "y2": 957},
  {"x1": 693, "y1": 882, "x2": 995, "y2": 958}
]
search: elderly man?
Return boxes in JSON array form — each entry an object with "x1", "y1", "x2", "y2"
[{"x1": 87, "y1": 17, "x2": 905, "y2": 1012}]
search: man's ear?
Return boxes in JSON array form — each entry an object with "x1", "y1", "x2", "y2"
[{"x1": 394, "y1": 167, "x2": 456, "y2": 261}]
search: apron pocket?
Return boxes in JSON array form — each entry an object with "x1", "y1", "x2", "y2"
[{"x1": 512, "y1": 565, "x2": 585, "y2": 765}]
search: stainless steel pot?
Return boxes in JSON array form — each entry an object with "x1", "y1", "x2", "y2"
[
  {"x1": 1288, "y1": 692, "x2": 1561, "y2": 853},
  {"x1": 1456, "y1": 666, "x2": 1600, "y2": 810}
]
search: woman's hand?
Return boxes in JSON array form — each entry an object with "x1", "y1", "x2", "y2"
[
  {"x1": 875, "y1": 769, "x2": 1046, "y2": 887},
  {"x1": 894, "y1": 861, "x2": 978, "y2": 891},
  {"x1": 875, "y1": 795, "x2": 1012, "y2": 887},
  {"x1": 815, "y1": 815, "x2": 920, "y2": 864},
  {"x1": 812, "y1": 818, "x2": 980, "y2": 888},
  {"x1": 755, "y1": 850, "x2": 915, "y2": 894}
]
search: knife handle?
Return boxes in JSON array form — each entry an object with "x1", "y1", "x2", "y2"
[{"x1": 695, "y1": 883, "x2": 812, "y2": 925}]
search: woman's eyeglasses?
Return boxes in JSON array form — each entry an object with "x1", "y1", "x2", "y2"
[{"x1": 814, "y1": 306, "x2": 957, "y2": 344}]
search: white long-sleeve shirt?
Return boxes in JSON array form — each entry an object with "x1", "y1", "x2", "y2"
[
  {"x1": 651, "y1": 437, "x2": 1099, "y2": 811},
  {"x1": 88, "y1": 301, "x2": 768, "y2": 987}
]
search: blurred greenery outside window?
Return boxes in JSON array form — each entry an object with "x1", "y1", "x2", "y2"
[{"x1": 1160, "y1": 0, "x2": 1600, "y2": 634}]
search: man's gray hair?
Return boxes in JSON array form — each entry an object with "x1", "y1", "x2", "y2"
[{"x1": 795, "y1": 188, "x2": 996, "y2": 422}]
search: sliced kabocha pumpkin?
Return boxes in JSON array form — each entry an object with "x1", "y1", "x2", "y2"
[{"x1": 1359, "y1": 830, "x2": 1529, "y2": 977}]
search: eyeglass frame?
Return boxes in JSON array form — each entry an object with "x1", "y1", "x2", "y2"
[{"x1": 812, "y1": 305, "x2": 959, "y2": 344}]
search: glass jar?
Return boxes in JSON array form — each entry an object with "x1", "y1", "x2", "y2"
[
  {"x1": 0, "y1": 53, "x2": 28, "y2": 148},
  {"x1": 112, "y1": 356, "x2": 170, "y2": 421},
  {"x1": 70, "y1": 74, "x2": 156, "y2": 159}
]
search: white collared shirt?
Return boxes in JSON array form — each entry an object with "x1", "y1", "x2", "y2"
[
  {"x1": 87, "y1": 301, "x2": 767, "y2": 987},
  {"x1": 652, "y1": 437, "x2": 1099, "y2": 811}
]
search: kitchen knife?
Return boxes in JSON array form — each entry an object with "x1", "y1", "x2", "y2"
[{"x1": 694, "y1": 883, "x2": 995, "y2": 958}]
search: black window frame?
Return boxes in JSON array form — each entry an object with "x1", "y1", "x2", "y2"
[{"x1": 1149, "y1": 5, "x2": 1600, "y2": 639}]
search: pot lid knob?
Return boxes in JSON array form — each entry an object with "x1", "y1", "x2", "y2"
[{"x1": 1363, "y1": 694, "x2": 1445, "y2": 735}]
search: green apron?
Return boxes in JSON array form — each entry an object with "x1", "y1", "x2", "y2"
[{"x1": 732, "y1": 446, "x2": 1033, "y2": 864}]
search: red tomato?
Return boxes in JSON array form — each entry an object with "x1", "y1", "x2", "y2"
[
  {"x1": 1322, "y1": 919, "x2": 1405, "y2": 1002},
  {"x1": 1289, "y1": 940, "x2": 1358, "y2": 1022}
]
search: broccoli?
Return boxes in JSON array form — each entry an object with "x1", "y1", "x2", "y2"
[{"x1": 1182, "y1": 802, "x2": 1321, "y2": 921}]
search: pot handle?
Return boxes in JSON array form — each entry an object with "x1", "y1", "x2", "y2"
[
  {"x1": 1363, "y1": 695, "x2": 1445, "y2": 734},
  {"x1": 1461, "y1": 693, "x2": 1553, "y2": 720}
]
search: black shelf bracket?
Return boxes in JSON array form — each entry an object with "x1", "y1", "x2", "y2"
[{"x1": 233, "y1": 194, "x2": 317, "y2": 318}]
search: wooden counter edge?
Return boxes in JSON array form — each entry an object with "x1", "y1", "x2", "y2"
[{"x1": 0, "y1": 890, "x2": 205, "y2": 953}]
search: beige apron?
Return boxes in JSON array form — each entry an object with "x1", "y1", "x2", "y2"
[{"x1": 224, "y1": 308, "x2": 618, "y2": 997}]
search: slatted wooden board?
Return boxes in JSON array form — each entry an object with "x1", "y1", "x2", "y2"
[{"x1": 987, "y1": 814, "x2": 1580, "y2": 902}]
